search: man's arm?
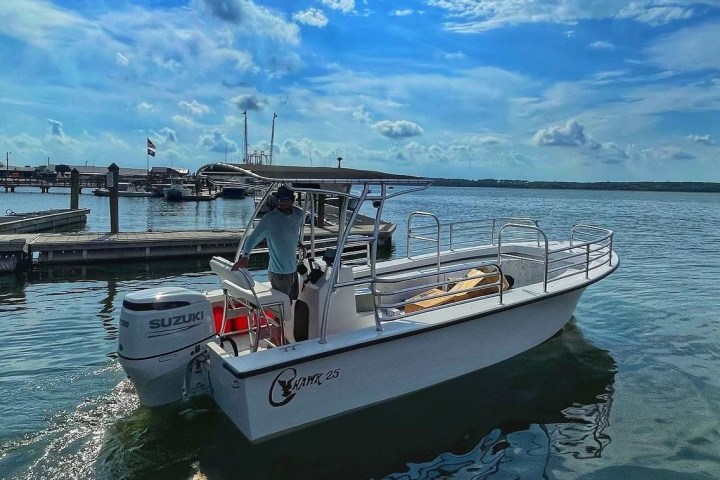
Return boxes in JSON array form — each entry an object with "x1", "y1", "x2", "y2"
[{"x1": 231, "y1": 218, "x2": 267, "y2": 270}]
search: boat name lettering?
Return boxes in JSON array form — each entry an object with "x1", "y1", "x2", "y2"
[
  {"x1": 148, "y1": 310, "x2": 205, "y2": 329},
  {"x1": 268, "y1": 367, "x2": 341, "y2": 407}
]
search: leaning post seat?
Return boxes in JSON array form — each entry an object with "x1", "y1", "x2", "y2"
[{"x1": 209, "y1": 256, "x2": 292, "y2": 346}]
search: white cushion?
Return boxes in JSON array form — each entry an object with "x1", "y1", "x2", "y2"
[{"x1": 210, "y1": 256, "x2": 291, "y2": 318}]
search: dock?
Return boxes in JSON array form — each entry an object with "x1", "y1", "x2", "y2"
[
  {"x1": 0, "y1": 209, "x2": 90, "y2": 234},
  {"x1": 0, "y1": 221, "x2": 395, "y2": 271}
]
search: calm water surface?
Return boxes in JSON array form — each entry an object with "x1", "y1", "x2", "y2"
[{"x1": 0, "y1": 187, "x2": 719, "y2": 479}]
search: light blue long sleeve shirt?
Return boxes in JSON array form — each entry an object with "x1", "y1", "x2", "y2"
[{"x1": 240, "y1": 207, "x2": 304, "y2": 274}]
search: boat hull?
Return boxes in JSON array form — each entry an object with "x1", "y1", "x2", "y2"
[
  {"x1": 93, "y1": 188, "x2": 155, "y2": 197},
  {"x1": 208, "y1": 287, "x2": 584, "y2": 442},
  {"x1": 164, "y1": 189, "x2": 185, "y2": 201},
  {"x1": 221, "y1": 186, "x2": 247, "y2": 198}
]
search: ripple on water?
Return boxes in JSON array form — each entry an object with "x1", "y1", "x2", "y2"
[{"x1": 0, "y1": 378, "x2": 139, "y2": 479}]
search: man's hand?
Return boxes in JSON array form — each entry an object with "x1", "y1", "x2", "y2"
[{"x1": 231, "y1": 256, "x2": 249, "y2": 271}]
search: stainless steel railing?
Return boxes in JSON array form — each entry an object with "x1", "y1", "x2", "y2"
[
  {"x1": 371, "y1": 262, "x2": 507, "y2": 321},
  {"x1": 497, "y1": 223, "x2": 614, "y2": 292},
  {"x1": 407, "y1": 215, "x2": 539, "y2": 257}
]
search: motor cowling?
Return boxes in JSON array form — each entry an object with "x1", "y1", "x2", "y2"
[{"x1": 118, "y1": 287, "x2": 215, "y2": 406}]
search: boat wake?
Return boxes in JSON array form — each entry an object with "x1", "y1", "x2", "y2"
[{"x1": 0, "y1": 377, "x2": 139, "y2": 480}]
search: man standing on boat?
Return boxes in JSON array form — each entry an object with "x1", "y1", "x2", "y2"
[{"x1": 231, "y1": 185, "x2": 304, "y2": 301}]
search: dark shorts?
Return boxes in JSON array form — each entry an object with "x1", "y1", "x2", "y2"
[{"x1": 269, "y1": 272, "x2": 299, "y2": 301}]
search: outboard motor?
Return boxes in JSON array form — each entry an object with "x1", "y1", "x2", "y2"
[{"x1": 118, "y1": 287, "x2": 216, "y2": 407}]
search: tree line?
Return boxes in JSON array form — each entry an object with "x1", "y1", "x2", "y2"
[{"x1": 431, "y1": 178, "x2": 720, "y2": 193}]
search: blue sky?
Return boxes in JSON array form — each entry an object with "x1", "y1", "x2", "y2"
[{"x1": 1, "y1": 0, "x2": 719, "y2": 181}]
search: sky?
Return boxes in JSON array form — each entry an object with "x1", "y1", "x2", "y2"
[{"x1": 1, "y1": 0, "x2": 719, "y2": 182}]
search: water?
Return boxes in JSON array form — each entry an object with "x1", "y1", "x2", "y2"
[{"x1": 1, "y1": 187, "x2": 719, "y2": 479}]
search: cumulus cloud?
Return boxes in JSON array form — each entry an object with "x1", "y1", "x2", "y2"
[
  {"x1": 532, "y1": 119, "x2": 597, "y2": 148},
  {"x1": 172, "y1": 115, "x2": 196, "y2": 127},
  {"x1": 179, "y1": 100, "x2": 211, "y2": 116},
  {"x1": 353, "y1": 105, "x2": 373, "y2": 125},
  {"x1": 199, "y1": 129, "x2": 239, "y2": 153},
  {"x1": 392, "y1": 9, "x2": 414, "y2": 17},
  {"x1": 688, "y1": 134, "x2": 714, "y2": 145},
  {"x1": 641, "y1": 145, "x2": 695, "y2": 161},
  {"x1": 136, "y1": 102, "x2": 154, "y2": 112},
  {"x1": 195, "y1": 0, "x2": 299, "y2": 44},
  {"x1": 293, "y1": 8, "x2": 329, "y2": 27},
  {"x1": 322, "y1": 0, "x2": 355, "y2": 14},
  {"x1": 281, "y1": 138, "x2": 318, "y2": 159},
  {"x1": 231, "y1": 94, "x2": 268, "y2": 111},
  {"x1": 589, "y1": 142, "x2": 631, "y2": 165},
  {"x1": 159, "y1": 127, "x2": 178, "y2": 144},
  {"x1": 587, "y1": 41, "x2": 614, "y2": 50},
  {"x1": 46, "y1": 119, "x2": 71, "y2": 144},
  {"x1": 372, "y1": 120, "x2": 424, "y2": 139}
]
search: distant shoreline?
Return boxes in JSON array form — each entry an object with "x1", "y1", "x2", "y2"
[{"x1": 432, "y1": 178, "x2": 720, "y2": 193}]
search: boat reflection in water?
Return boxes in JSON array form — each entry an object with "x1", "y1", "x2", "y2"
[{"x1": 98, "y1": 320, "x2": 615, "y2": 480}]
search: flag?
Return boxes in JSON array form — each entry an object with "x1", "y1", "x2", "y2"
[
  {"x1": 148, "y1": 149, "x2": 156, "y2": 157},
  {"x1": 147, "y1": 138, "x2": 156, "y2": 149}
]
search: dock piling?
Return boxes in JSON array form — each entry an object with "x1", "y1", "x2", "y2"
[
  {"x1": 108, "y1": 163, "x2": 119, "y2": 233},
  {"x1": 70, "y1": 169, "x2": 80, "y2": 209}
]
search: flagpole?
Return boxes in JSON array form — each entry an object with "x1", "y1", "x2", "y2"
[{"x1": 146, "y1": 138, "x2": 156, "y2": 188}]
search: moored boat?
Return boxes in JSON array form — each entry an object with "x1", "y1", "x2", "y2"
[
  {"x1": 117, "y1": 164, "x2": 619, "y2": 442},
  {"x1": 220, "y1": 185, "x2": 248, "y2": 198},
  {"x1": 93, "y1": 181, "x2": 155, "y2": 197},
  {"x1": 162, "y1": 177, "x2": 193, "y2": 201}
]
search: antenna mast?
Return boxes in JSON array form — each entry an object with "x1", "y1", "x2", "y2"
[
  {"x1": 243, "y1": 110, "x2": 248, "y2": 163},
  {"x1": 269, "y1": 113, "x2": 277, "y2": 166}
]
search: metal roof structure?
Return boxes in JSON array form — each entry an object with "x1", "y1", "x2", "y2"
[{"x1": 198, "y1": 163, "x2": 432, "y2": 186}]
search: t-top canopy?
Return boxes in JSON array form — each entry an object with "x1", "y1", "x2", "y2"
[{"x1": 197, "y1": 163, "x2": 432, "y2": 186}]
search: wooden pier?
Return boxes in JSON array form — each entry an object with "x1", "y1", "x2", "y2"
[{"x1": 0, "y1": 221, "x2": 395, "y2": 271}]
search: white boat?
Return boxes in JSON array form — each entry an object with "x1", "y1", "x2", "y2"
[
  {"x1": 162, "y1": 177, "x2": 192, "y2": 201},
  {"x1": 93, "y1": 181, "x2": 155, "y2": 197},
  {"x1": 117, "y1": 164, "x2": 619, "y2": 442}
]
